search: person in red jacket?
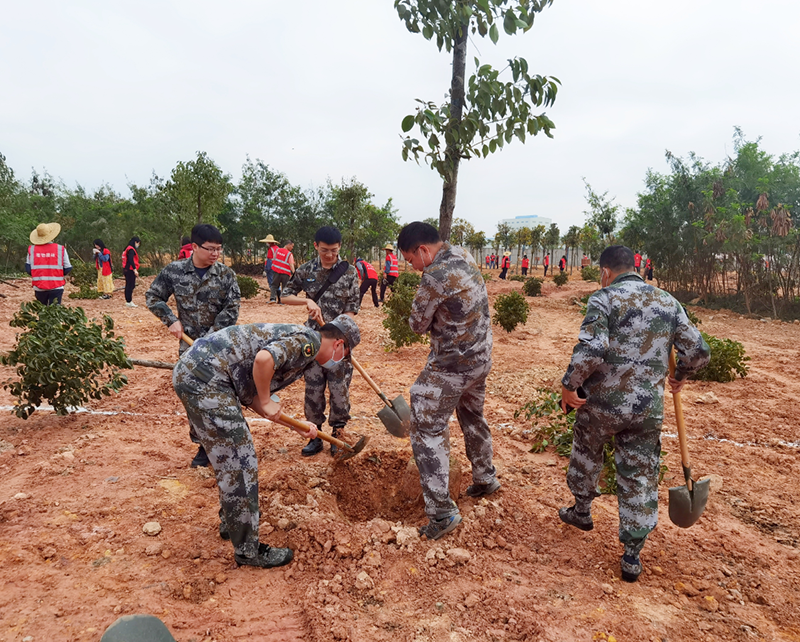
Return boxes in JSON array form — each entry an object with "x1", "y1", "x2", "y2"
[
  {"x1": 356, "y1": 257, "x2": 379, "y2": 307},
  {"x1": 543, "y1": 253, "x2": 550, "y2": 277},
  {"x1": 634, "y1": 252, "x2": 642, "y2": 274},
  {"x1": 177, "y1": 236, "x2": 193, "y2": 259},
  {"x1": 25, "y1": 222, "x2": 72, "y2": 305},
  {"x1": 521, "y1": 254, "x2": 529, "y2": 276},
  {"x1": 559, "y1": 255, "x2": 567, "y2": 274},
  {"x1": 645, "y1": 257, "x2": 653, "y2": 281},
  {"x1": 269, "y1": 240, "x2": 295, "y2": 304},
  {"x1": 93, "y1": 238, "x2": 114, "y2": 300},
  {"x1": 380, "y1": 244, "x2": 400, "y2": 302},
  {"x1": 122, "y1": 236, "x2": 141, "y2": 307},
  {"x1": 499, "y1": 251, "x2": 511, "y2": 279}
]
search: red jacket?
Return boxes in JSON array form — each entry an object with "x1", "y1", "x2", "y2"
[
  {"x1": 502, "y1": 256, "x2": 510, "y2": 269},
  {"x1": 122, "y1": 245, "x2": 139, "y2": 271},
  {"x1": 634, "y1": 253, "x2": 642, "y2": 267},
  {"x1": 358, "y1": 259, "x2": 378, "y2": 281},
  {"x1": 95, "y1": 248, "x2": 113, "y2": 276},
  {"x1": 178, "y1": 243, "x2": 193, "y2": 259},
  {"x1": 521, "y1": 258, "x2": 529, "y2": 268}
]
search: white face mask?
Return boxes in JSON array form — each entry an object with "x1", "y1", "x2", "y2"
[
  {"x1": 321, "y1": 342, "x2": 344, "y2": 370},
  {"x1": 419, "y1": 246, "x2": 432, "y2": 268}
]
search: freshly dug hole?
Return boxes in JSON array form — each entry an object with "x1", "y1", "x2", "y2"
[{"x1": 328, "y1": 449, "x2": 462, "y2": 522}]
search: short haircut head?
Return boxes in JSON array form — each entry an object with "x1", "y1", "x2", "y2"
[
  {"x1": 283, "y1": 240, "x2": 293, "y2": 247},
  {"x1": 314, "y1": 226, "x2": 341, "y2": 245},
  {"x1": 319, "y1": 324, "x2": 346, "y2": 344},
  {"x1": 599, "y1": 245, "x2": 635, "y2": 272},
  {"x1": 191, "y1": 224, "x2": 223, "y2": 246},
  {"x1": 397, "y1": 222, "x2": 440, "y2": 252}
]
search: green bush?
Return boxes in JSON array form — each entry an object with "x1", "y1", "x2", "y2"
[
  {"x1": 523, "y1": 277, "x2": 543, "y2": 297},
  {"x1": 482, "y1": 272, "x2": 492, "y2": 282},
  {"x1": 237, "y1": 275, "x2": 260, "y2": 299},
  {"x1": 693, "y1": 332, "x2": 749, "y2": 382},
  {"x1": 492, "y1": 291, "x2": 529, "y2": 333},
  {"x1": 552, "y1": 272, "x2": 569, "y2": 287},
  {"x1": 515, "y1": 387, "x2": 667, "y2": 495},
  {"x1": 0, "y1": 301, "x2": 131, "y2": 419},
  {"x1": 69, "y1": 261, "x2": 97, "y2": 289},
  {"x1": 382, "y1": 271, "x2": 427, "y2": 349},
  {"x1": 581, "y1": 266, "x2": 600, "y2": 283},
  {"x1": 138, "y1": 266, "x2": 156, "y2": 277},
  {"x1": 509, "y1": 274, "x2": 526, "y2": 282},
  {"x1": 578, "y1": 292, "x2": 592, "y2": 315},
  {"x1": 68, "y1": 287, "x2": 101, "y2": 300}
]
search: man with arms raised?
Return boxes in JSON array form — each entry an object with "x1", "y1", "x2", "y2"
[
  {"x1": 146, "y1": 223, "x2": 241, "y2": 468},
  {"x1": 398, "y1": 222, "x2": 499, "y2": 540}
]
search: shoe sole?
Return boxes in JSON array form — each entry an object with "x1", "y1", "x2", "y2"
[
  {"x1": 621, "y1": 570, "x2": 641, "y2": 582},
  {"x1": 558, "y1": 509, "x2": 594, "y2": 531}
]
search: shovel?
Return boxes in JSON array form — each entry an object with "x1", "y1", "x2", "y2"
[
  {"x1": 179, "y1": 333, "x2": 367, "y2": 461},
  {"x1": 667, "y1": 351, "x2": 710, "y2": 528},
  {"x1": 350, "y1": 358, "x2": 412, "y2": 438}
]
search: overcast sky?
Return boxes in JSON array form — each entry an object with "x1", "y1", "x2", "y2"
[{"x1": 2, "y1": 1, "x2": 799, "y2": 237}]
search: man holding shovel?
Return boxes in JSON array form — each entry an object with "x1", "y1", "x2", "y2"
[
  {"x1": 173, "y1": 315, "x2": 360, "y2": 568},
  {"x1": 281, "y1": 226, "x2": 360, "y2": 457},
  {"x1": 559, "y1": 245, "x2": 709, "y2": 582},
  {"x1": 146, "y1": 224, "x2": 241, "y2": 468},
  {"x1": 398, "y1": 222, "x2": 499, "y2": 541}
]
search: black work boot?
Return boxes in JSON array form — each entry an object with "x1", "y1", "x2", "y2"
[
  {"x1": 621, "y1": 554, "x2": 643, "y2": 582},
  {"x1": 190, "y1": 445, "x2": 210, "y2": 468},
  {"x1": 558, "y1": 505, "x2": 594, "y2": 531},
  {"x1": 301, "y1": 434, "x2": 323, "y2": 457},
  {"x1": 234, "y1": 542, "x2": 294, "y2": 569}
]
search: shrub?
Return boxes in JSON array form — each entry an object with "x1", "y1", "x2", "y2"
[
  {"x1": 578, "y1": 292, "x2": 592, "y2": 315},
  {"x1": 492, "y1": 291, "x2": 529, "y2": 333},
  {"x1": 69, "y1": 261, "x2": 97, "y2": 289},
  {"x1": 382, "y1": 271, "x2": 427, "y2": 349},
  {"x1": 0, "y1": 301, "x2": 131, "y2": 419},
  {"x1": 553, "y1": 272, "x2": 569, "y2": 287},
  {"x1": 509, "y1": 274, "x2": 526, "y2": 282},
  {"x1": 68, "y1": 287, "x2": 101, "y2": 300},
  {"x1": 581, "y1": 266, "x2": 600, "y2": 283},
  {"x1": 523, "y1": 277, "x2": 543, "y2": 297},
  {"x1": 231, "y1": 262, "x2": 264, "y2": 277},
  {"x1": 482, "y1": 272, "x2": 492, "y2": 282},
  {"x1": 693, "y1": 332, "x2": 749, "y2": 382},
  {"x1": 237, "y1": 275, "x2": 260, "y2": 300},
  {"x1": 138, "y1": 266, "x2": 156, "y2": 278}
]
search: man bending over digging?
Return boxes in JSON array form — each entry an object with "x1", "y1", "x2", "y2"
[{"x1": 173, "y1": 315, "x2": 360, "y2": 568}]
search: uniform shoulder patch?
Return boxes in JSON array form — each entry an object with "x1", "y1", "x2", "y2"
[{"x1": 303, "y1": 343, "x2": 314, "y2": 357}]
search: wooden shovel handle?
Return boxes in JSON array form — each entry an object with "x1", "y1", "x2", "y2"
[
  {"x1": 182, "y1": 332, "x2": 194, "y2": 346},
  {"x1": 669, "y1": 350, "x2": 693, "y2": 490},
  {"x1": 350, "y1": 357, "x2": 392, "y2": 407}
]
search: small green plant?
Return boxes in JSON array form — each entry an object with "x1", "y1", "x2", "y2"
[
  {"x1": 578, "y1": 292, "x2": 592, "y2": 315},
  {"x1": 1, "y1": 301, "x2": 131, "y2": 419},
  {"x1": 67, "y1": 262, "x2": 102, "y2": 299},
  {"x1": 482, "y1": 272, "x2": 492, "y2": 282},
  {"x1": 683, "y1": 306, "x2": 702, "y2": 326},
  {"x1": 581, "y1": 266, "x2": 600, "y2": 283},
  {"x1": 523, "y1": 277, "x2": 543, "y2": 297},
  {"x1": 382, "y1": 271, "x2": 427, "y2": 349},
  {"x1": 509, "y1": 274, "x2": 526, "y2": 282},
  {"x1": 236, "y1": 275, "x2": 260, "y2": 299},
  {"x1": 693, "y1": 332, "x2": 749, "y2": 382},
  {"x1": 552, "y1": 272, "x2": 569, "y2": 287},
  {"x1": 492, "y1": 291, "x2": 529, "y2": 332}
]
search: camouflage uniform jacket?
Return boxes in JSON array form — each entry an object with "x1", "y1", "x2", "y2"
[
  {"x1": 146, "y1": 258, "x2": 241, "y2": 346},
  {"x1": 409, "y1": 242, "x2": 492, "y2": 373},
  {"x1": 179, "y1": 323, "x2": 321, "y2": 406},
  {"x1": 562, "y1": 272, "x2": 710, "y2": 421},
  {"x1": 282, "y1": 257, "x2": 360, "y2": 330}
]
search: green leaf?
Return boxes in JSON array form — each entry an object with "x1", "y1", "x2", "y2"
[
  {"x1": 489, "y1": 23, "x2": 499, "y2": 44},
  {"x1": 422, "y1": 24, "x2": 433, "y2": 40},
  {"x1": 401, "y1": 115, "x2": 415, "y2": 133}
]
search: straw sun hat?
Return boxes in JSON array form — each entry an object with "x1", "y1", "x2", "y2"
[
  {"x1": 259, "y1": 234, "x2": 278, "y2": 244},
  {"x1": 30, "y1": 223, "x2": 61, "y2": 245}
]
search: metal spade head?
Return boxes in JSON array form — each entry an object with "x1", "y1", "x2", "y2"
[
  {"x1": 668, "y1": 476, "x2": 710, "y2": 528},
  {"x1": 334, "y1": 435, "x2": 368, "y2": 462},
  {"x1": 377, "y1": 395, "x2": 412, "y2": 438}
]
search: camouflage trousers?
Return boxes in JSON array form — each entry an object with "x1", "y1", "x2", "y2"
[
  {"x1": 173, "y1": 361, "x2": 261, "y2": 558},
  {"x1": 409, "y1": 361, "x2": 495, "y2": 519},
  {"x1": 304, "y1": 358, "x2": 353, "y2": 428},
  {"x1": 568, "y1": 414, "x2": 662, "y2": 556}
]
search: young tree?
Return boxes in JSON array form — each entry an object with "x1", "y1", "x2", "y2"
[
  {"x1": 583, "y1": 179, "x2": 619, "y2": 244},
  {"x1": 516, "y1": 226, "x2": 532, "y2": 272},
  {"x1": 545, "y1": 223, "x2": 561, "y2": 260},
  {"x1": 466, "y1": 230, "x2": 487, "y2": 264},
  {"x1": 562, "y1": 225, "x2": 581, "y2": 273},
  {"x1": 529, "y1": 223, "x2": 545, "y2": 266},
  {"x1": 167, "y1": 151, "x2": 232, "y2": 228},
  {"x1": 495, "y1": 222, "x2": 515, "y2": 253},
  {"x1": 450, "y1": 217, "x2": 475, "y2": 246},
  {"x1": 395, "y1": 0, "x2": 559, "y2": 241}
]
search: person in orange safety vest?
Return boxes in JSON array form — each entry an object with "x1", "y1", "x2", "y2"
[
  {"x1": 269, "y1": 241, "x2": 295, "y2": 304},
  {"x1": 380, "y1": 244, "x2": 399, "y2": 303},
  {"x1": 26, "y1": 222, "x2": 72, "y2": 306}
]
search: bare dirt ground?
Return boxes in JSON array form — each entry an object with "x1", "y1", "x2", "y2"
[{"x1": 0, "y1": 268, "x2": 798, "y2": 642}]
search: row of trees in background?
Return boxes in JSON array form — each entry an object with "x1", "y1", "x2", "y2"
[
  {"x1": 0, "y1": 151, "x2": 400, "y2": 272},
  {"x1": 619, "y1": 131, "x2": 800, "y2": 316}
]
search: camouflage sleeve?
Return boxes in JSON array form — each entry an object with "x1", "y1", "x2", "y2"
[
  {"x1": 145, "y1": 269, "x2": 179, "y2": 328},
  {"x1": 672, "y1": 302, "x2": 711, "y2": 380},
  {"x1": 561, "y1": 292, "x2": 610, "y2": 391},
  {"x1": 282, "y1": 265, "x2": 306, "y2": 297},
  {"x1": 409, "y1": 272, "x2": 445, "y2": 335},
  {"x1": 341, "y1": 269, "x2": 361, "y2": 315},
  {"x1": 210, "y1": 269, "x2": 241, "y2": 333}
]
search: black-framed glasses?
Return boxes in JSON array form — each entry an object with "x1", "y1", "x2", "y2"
[{"x1": 199, "y1": 245, "x2": 223, "y2": 254}]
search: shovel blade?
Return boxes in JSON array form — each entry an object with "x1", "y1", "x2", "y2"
[
  {"x1": 334, "y1": 435, "x2": 368, "y2": 462},
  {"x1": 668, "y1": 477, "x2": 710, "y2": 528},
  {"x1": 377, "y1": 403, "x2": 409, "y2": 438}
]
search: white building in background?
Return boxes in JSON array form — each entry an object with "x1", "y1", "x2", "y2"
[{"x1": 499, "y1": 214, "x2": 552, "y2": 232}]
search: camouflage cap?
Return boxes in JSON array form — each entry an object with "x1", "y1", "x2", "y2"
[{"x1": 328, "y1": 315, "x2": 360, "y2": 351}]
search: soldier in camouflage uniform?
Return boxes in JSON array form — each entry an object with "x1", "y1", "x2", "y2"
[
  {"x1": 146, "y1": 224, "x2": 241, "y2": 467},
  {"x1": 559, "y1": 245, "x2": 710, "y2": 582},
  {"x1": 281, "y1": 226, "x2": 361, "y2": 457},
  {"x1": 398, "y1": 222, "x2": 499, "y2": 541},
  {"x1": 172, "y1": 316, "x2": 360, "y2": 568}
]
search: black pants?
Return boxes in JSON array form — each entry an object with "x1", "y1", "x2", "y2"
[
  {"x1": 124, "y1": 270, "x2": 136, "y2": 302},
  {"x1": 521, "y1": 267, "x2": 528, "y2": 276},
  {"x1": 499, "y1": 268, "x2": 508, "y2": 280},
  {"x1": 544, "y1": 265, "x2": 549, "y2": 276},
  {"x1": 360, "y1": 278, "x2": 379, "y2": 307},
  {"x1": 380, "y1": 275, "x2": 396, "y2": 301},
  {"x1": 270, "y1": 272, "x2": 291, "y2": 303},
  {"x1": 34, "y1": 289, "x2": 63, "y2": 305}
]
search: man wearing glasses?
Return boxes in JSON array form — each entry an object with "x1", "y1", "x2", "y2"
[
  {"x1": 281, "y1": 226, "x2": 360, "y2": 457},
  {"x1": 147, "y1": 223, "x2": 241, "y2": 468}
]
